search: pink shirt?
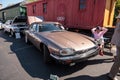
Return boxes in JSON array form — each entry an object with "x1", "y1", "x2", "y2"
[
  {"x1": 91, "y1": 28, "x2": 108, "y2": 43},
  {"x1": 93, "y1": 31, "x2": 105, "y2": 40}
]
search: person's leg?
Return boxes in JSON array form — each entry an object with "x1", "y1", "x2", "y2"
[
  {"x1": 109, "y1": 44, "x2": 116, "y2": 61},
  {"x1": 99, "y1": 44, "x2": 104, "y2": 56},
  {"x1": 109, "y1": 46, "x2": 120, "y2": 78}
]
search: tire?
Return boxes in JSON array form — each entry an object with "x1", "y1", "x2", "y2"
[
  {"x1": 43, "y1": 45, "x2": 51, "y2": 63},
  {"x1": 25, "y1": 34, "x2": 30, "y2": 44}
]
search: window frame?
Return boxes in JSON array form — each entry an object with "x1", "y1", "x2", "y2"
[
  {"x1": 79, "y1": 0, "x2": 86, "y2": 10},
  {"x1": 43, "y1": 3, "x2": 47, "y2": 13},
  {"x1": 32, "y1": 4, "x2": 36, "y2": 14}
]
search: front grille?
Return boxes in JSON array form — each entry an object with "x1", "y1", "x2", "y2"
[{"x1": 75, "y1": 46, "x2": 97, "y2": 54}]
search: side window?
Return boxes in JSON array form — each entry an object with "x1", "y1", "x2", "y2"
[
  {"x1": 79, "y1": 0, "x2": 86, "y2": 10},
  {"x1": 43, "y1": 3, "x2": 47, "y2": 13},
  {"x1": 6, "y1": 20, "x2": 11, "y2": 25},
  {"x1": 30, "y1": 24, "x2": 37, "y2": 32},
  {"x1": 5, "y1": 21, "x2": 8, "y2": 24},
  {"x1": 36, "y1": 24, "x2": 40, "y2": 32},
  {"x1": 32, "y1": 5, "x2": 36, "y2": 14},
  {"x1": 38, "y1": 24, "x2": 43, "y2": 32}
]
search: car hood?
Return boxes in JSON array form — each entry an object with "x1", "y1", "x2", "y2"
[{"x1": 39, "y1": 31, "x2": 96, "y2": 51}]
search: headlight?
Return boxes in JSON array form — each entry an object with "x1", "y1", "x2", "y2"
[{"x1": 60, "y1": 48, "x2": 75, "y2": 56}]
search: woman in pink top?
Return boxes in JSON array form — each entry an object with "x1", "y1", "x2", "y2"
[{"x1": 91, "y1": 26, "x2": 108, "y2": 56}]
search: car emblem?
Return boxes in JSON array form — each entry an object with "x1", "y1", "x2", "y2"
[{"x1": 82, "y1": 43, "x2": 84, "y2": 45}]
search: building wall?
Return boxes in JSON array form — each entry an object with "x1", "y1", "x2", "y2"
[
  {"x1": 103, "y1": 0, "x2": 116, "y2": 27},
  {"x1": 0, "y1": 2, "x2": 26, "y2": 22},
  {"x1": 0, "y1": 7, "x2": 20, "y2": 22},
  {"x1": 26, "y1": 0, "x2": 116, "y2": 29}
]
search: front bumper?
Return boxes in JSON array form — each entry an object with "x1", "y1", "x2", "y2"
[{"x1": 50, "y1": 48, "x2": 99, "y2": 64}]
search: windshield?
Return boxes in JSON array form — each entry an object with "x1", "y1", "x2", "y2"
[
  {"x1": 39, "y1": 23, "x2": 64, "y2": 32},
  {"x1": 13, "y1": 16, "x2": 27, "y2": 23},
  {"x1": 5, "y1": 20, "x2": 12, "y2": 24}
]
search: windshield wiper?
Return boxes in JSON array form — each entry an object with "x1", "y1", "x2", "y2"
[{"x1": 51, "y1": 30, "x2": 64, "y2": 32}]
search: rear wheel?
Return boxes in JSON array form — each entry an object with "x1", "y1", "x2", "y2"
[{"x1": 43, "y1": 45, "x2": 51, "y2": 64}]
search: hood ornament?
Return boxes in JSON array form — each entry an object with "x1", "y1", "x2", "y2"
[{"x1": 82, "y1": 43, "x2": 85, "y2": 45}]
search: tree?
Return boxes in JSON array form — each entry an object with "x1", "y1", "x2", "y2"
[
  {"x1": 113, "y1": 0, "x2": 120, "y2": 25},
  {"x1": 115, "y1": 0, "x2": 120, "y2": 15}
]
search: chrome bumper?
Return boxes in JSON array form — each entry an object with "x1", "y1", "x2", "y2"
[{"x1": 50, "y1": 48, "x2": 99, "y2": 62}]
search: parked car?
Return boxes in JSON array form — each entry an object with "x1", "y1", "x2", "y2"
[
  {"x1": 25, "y1": 22, "x2": 99, "y2": 65},
  {"x1": 3, "y1": 20, "x2": 13, "y2": 31},
  {"x1": 3, "y1": 16, "x2": 28, "y2": 36}
]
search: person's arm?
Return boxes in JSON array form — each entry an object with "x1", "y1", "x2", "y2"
[
  {"x1": 101, "y1": 27, "x2": 108, "y2": 34},
  {"x1": 91, "y1": 28, "x2": 96, "y2": 33},
  {"x1": 99, "y1": 27, "x2": 108, "y2": 36}
]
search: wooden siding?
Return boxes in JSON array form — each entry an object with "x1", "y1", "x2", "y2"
[
  {"x1": 26, "y1": 0, "x2": 116, "y2": 29},
  {"x1": 103, "y1": 0, "x2": 116, "y2": 27},
  {"x1": 0, "y1": 3, "x2": 26, "y2": 21},
  {"x1": 0, "y1": 7, "x2": 20, "y2": 20}
]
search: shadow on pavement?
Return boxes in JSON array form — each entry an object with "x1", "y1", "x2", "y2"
[
  {"x1": 0, "y1": 30, "x2": 113, "y2": 80},
  {"x1": 65, "y1": 73, "x2": 109, "y2": 80},
  {"x1": 104, "y1": 51, "x2": 114, "y2": 56}
]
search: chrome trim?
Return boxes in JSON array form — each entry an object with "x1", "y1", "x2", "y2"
[
  {"x1": 75, "y1": 46, "x2": 97, "y2": 54},
  {"x1": 50, "y1": 48, "x2": 99, "y2": 61}
]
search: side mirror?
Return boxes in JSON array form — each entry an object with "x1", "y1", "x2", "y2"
[{"x1": 60, "y1": 26, "x2": 65, "y2": 30}]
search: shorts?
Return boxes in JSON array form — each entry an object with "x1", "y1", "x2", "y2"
[
  {"x1": 95, "y1": 39, "x2": 104, "y2": 46},
  {"x1": 95, "y1": 39, "x2": 104, "y2": 51}
]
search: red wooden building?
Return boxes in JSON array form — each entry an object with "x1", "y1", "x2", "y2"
[{"x1": 26, "y1": 0, "x2": 116, "y2": 29}]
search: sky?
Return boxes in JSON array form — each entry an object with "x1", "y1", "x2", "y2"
[{"x1": 0, "y1": 0, "x2": 24, "y2": 8}]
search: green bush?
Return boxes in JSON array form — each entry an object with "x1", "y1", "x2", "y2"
[{"x1": 113, "y1": 0, "x2": 120, "y2": 25}]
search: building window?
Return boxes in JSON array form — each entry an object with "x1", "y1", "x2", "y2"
[
  {"x1": 2, "y1": 12, "x2": 6, "y2": 20},
  {"x1": 79, "y1": 0, "x2": 86, "y2": 10},
  {"x1": 43, "y1": 3, "x2": 47, "y2": 13},
  {"x1": 32, "y1": 5, "x2": 36, "y2": 14}
]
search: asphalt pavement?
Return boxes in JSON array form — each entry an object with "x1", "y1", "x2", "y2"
[{"x1": 0, "y1": 30, "x2": 119, "y2": 80}]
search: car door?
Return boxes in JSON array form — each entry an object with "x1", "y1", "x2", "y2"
[
  {"x1": 28, "y1": 23, "x2": 37, "y2": 44},
  {"x1": 33, "y1": 23, "x2": 42, "y2": 49},
  {"x1": 28, "y1": 23, "x2": 41, "y2": 49}
]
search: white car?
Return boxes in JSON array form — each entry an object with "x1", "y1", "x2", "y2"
[
  {"x1": 0, "y1": 21, "x2": 3, "y2": 29},
  {"x1": 3, "y1": 16, "x2": 28, "y2": 36},
  {"x1": 3, "y1": 20, "x2": 13, "y2": 31}
]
